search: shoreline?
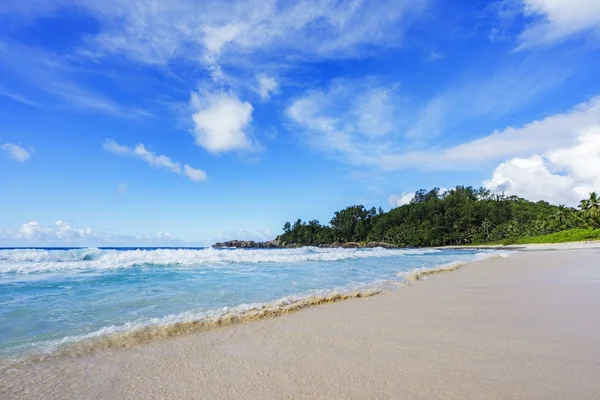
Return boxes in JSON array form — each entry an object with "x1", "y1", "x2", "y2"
[
  {"x1": 0, "y1": 249, "x2": 505, "y2": 364},
  {"x1": 2, "y1": 245, "x2": 600, "y2": 399}
]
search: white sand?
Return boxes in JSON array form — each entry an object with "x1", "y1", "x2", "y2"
[{"x1": 2, "y1": 247, "x2": 600, "y2": 399}]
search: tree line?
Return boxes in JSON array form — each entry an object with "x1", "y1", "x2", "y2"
[{"x1": 278, "y1": 187, "x2": 600, "y2": 247}]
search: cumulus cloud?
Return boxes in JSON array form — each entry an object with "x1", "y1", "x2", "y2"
[
  {"x1": 190, "y1": 91, "x2": 255, "y2": 153},
  {"x1": 16, "y1": 220, "x2": 93, "y2": 241},
  {"x1": 518, "y1": 0, "x2": 600, "y2": 48},
  {"x1": 0, "y1": 220, "x2": 194, "y2": 246},
  {"x1": 103, "y1": 139, "x2": 207, "y2": 182},
  {"x1": 388, "y1": 193, "x2": 415, "y2": 207},
  {"x1": 1, "y1": 143, "x2": 31, "y2": 162},
  {"x1": 484, "y1": 129, "x2": 600, "y2": 205},
  {"x1": 388, "y1": 187, "x2": 448, "y2": 208}
]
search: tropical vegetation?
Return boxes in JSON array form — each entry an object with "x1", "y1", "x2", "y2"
[{"x1": 279, "y1": 187, "x2": 600, "y2": 247}]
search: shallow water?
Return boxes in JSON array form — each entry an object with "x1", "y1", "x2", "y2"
[{"x1": 0, "y1": 246, "x2": 508, "y2": 359}]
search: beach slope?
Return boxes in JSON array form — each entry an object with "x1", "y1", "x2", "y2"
[{"x1": 2, "y1": 248, "x2": 600, "y2": 399}]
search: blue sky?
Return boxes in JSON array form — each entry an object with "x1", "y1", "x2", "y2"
[{"x1": 1, "y1": 0, "x2": 600, "y2": 246}]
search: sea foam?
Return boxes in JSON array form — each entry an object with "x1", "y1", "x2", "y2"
[{"x1": 0, "y1": 247, "x2": 440, "y2": 274}]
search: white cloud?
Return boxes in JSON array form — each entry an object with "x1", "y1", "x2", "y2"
[
  {"x1": 16, "y1": 220, "x2": 93, "y2": 241},
  {"x1": 404, "y1": 57, "x2": 571, "y2": 140},
  {"x1": 103, "y1": 139, "x2": 129, "y2": 155},
  {"x1": 256, "y1": 74, "x2": 278, "y2": 100},
  {"x1": 484, "y1": 129, "x2": 600, "y2": 205},
  {"x1": 353, "y1": 88, "x2": 397, "y2": 136},
  {"x1": 183, "y1": 164, "x2": 208, "y2": 182},
  {"x1": 518, "y1": 0, "x2": 600, "y2": 48},
  {"x1": 203, "y1": 23, "x2": 245, "y2": 60},
  {"x1": 103, "y1": 139, "x2": 207, "y2": 182},
  {"x1": 190, "y1": 90, "x2": 255, "y2": 153},
  {"x1": 287, "y1": 67, "x2": 570, "y2": 170},
  {"x1": 0, "y1": 87, "x2": 38, "y2": 107},
  {"x1": 17, "y1": 221, "x2": 41, "y2": 239},
  {"x1": 286, "y1": 79, "x2": 401, "y2": 166},
  {"x1": 155, "y1": 231, "x2": 175, "y2": 240},
  {"x1": 388, "y1": 193, "x2": 415, "y2": 207},
  {"x1": 118, "y1": 183, "x2": 127, "y2": 195},
  {"x1": 0, "y1": 220, "x2": 195, "y2": 246},
  {"x1": 1, "y1": 143, "x2": 31, "y2": 162},
  {"x1": 381, "y1": 96, "x2": 600, "y2": 171},
  {"x1": 36, "y1": 0, "x2": 422, "y2": 66},
  {"x1": 0, "y1": 42, "x2": 151, "y2": 117},
  {"x1": 388, "y1": 187, "x2": 448, "y2": 208},
  {"x1": 133, "y1": 144, "x2": 181, "y2": 173}
]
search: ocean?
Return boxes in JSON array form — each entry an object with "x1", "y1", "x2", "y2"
[{"x1": 0, "y1": 246, "x2": 509, "y2": 360}]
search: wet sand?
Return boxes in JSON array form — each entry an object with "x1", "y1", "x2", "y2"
[{"x1": 2, "y1": 247, "x2": 600, "y2": 399}]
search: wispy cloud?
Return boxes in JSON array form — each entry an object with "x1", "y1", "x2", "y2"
[
  {"x1": 76, "y1": 0, "x2": 425, "y2": 66},
  {"x1": 103, "y1": 139, "x2": 207, "y2": 182},
  {"x1": 517, "y1": 0, "x2": 600, "y2": 49},
  {"x1": 0, "y1": 0, "x2": 428, "y2": 97},
  {"x1": 0, "y1": 41, "x2": 152, "y2": 117},
  {"x1": 256, "y1": 74, "x2": 278, "y2": 100},
  {"x1": 0, "y1": 87, "x2": 38, "y2": 107},
  {"x1": 381, "y1": 96, "x2": 600, "y2": 171},
  {"x1": 406, "y1": 56, "x2": 572, "y2": 140},
  {"x1": 286, "y1": 79, "x2": 402, "y2": 166},
  {"x1": 286, "y1": 63, "x2": 572, "y2": 170},
  {"x1": 1, "y1": 143, "x2": 31, "y2": 162}
]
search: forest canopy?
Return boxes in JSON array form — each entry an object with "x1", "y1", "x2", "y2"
[{"x1": 278, "y1": 187, "x2": 600, "y2": 247}]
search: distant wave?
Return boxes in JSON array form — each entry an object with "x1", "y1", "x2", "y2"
[{"x1": 0, "y1": 247, "x2": 441, "y2": 274}]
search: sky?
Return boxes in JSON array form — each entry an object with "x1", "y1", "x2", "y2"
[{"x1": 1, "y1": 0, "x2": 600, "y2": 246}]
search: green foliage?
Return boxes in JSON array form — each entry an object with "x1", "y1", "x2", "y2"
[
  {"x1": 489, "y1": 229, "x2": 600, "y2": 245},
  {"x1": 278, "y1": 187, "x2": 600, "y2": 247}
]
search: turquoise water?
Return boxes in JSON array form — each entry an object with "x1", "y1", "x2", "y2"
[{"x1": 0, "y1": 247, "x2": 508, "y2": 359}]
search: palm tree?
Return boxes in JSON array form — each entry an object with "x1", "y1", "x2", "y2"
[
  {"x1": 554, "y1": 205, "x2": 567, "y2": 230},
  {"x1": 481, "y1": 220, "x2": 491, "y2": 239},
  {"x1": 579, "y1": 192, "x2": 600, "y2": 228}
]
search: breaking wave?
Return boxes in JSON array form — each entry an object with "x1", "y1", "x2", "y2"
[{"x1": 0, "y1": 247, "x2": 440, "y2": 274}]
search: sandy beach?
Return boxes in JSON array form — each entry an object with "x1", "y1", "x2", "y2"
[{"x1": 2, "y1": 244, "x2": 599, "y2": 400}]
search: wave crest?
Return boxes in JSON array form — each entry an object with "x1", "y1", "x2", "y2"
[{"x1": 0, "y1": 247, "x2": 440, "y2": 274}]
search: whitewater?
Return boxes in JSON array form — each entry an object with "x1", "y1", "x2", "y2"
[{"x1": 0, "y1": 246, "x2": 510, "y2": 360}]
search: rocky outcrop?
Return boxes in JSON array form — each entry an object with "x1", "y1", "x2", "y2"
[
  {"x1": 363, "y1": 241, "x2": 397, "y2": 248},
  {"x1": 213, "y1": 238, "x2": 398, "y2": 249},
  {"x1": 212, "y1": 239, "x2": 281, "y2": 248}
]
